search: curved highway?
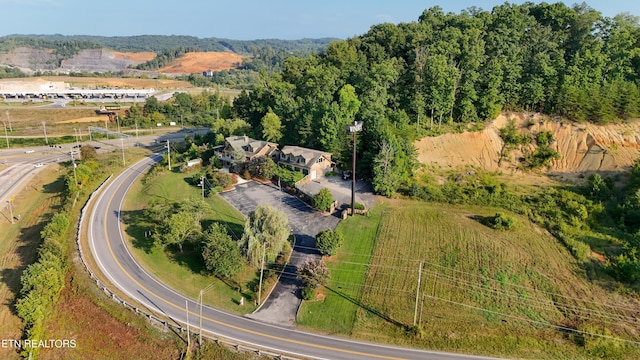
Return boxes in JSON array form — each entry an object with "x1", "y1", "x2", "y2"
[{"x1": 87, "y1": 155, "x2": 496, "y2": 360}]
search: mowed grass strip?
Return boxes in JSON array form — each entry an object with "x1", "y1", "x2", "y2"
[
  {"x1": 123, "y1": 170, "x2": 258, "y2": 314},
  {"x1": 296, "y1": 202, "x2": 386, "y2": 334}
]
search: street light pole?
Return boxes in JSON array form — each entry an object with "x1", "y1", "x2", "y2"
[{"x1": 346, "y1": 121, "x2": 363, "y2": 216}]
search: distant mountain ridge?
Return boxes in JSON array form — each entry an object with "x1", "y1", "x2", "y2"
[
  {"x1": 0, "y1": 34, "x2": 338, "y2": 54},
  {"x1": 0, "y1": 34, "x2": 337, "y2": 75}
]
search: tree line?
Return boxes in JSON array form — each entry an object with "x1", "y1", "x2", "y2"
[{"x1": 0, "y1": 34, "x2": 335, "y2": 55}]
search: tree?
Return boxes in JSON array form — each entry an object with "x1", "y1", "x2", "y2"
[
  {"x1": 80, "y1": 145, "x2": 97, "y2": 161},
  {"x1": 297, "y1": 259, "x2": 330, "y2": 289},
  {"x1": 201, "y1": 223, "x2": 244, "y2": 278},
  {"x1": 149, "y1": 199, "x2": 208, "y2": 252},
  {"x1": 240, "y1": 204, "x2": 290, "y2": 266},
  {"x1": 315, "y1": 229, "x2": 344, "y2": 256},
  {"x1": 313, "y1": 188, "x2": 333, "y2": 212},
  {"x1": 246, "y1": 157, "x2": 276, "y2": 180},
  {"x1": 261, "y1": 110, "x2": 283, "y2": 143}
]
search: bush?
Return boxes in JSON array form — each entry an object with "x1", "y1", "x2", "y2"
[
  {"x1": 487, "y1": 212, "x2": 516, "y2": 230},
  {"x1": 301, "y1": 286, "x2": 316, "y2": 300},
  {"x1": 207, "y1": 169, "x2": 232, "y2": 189},
  {"x1": 313, "y1": 188, "x2": 333, "y2": 212},
  {"x1": 353, "y1": 202, "x2": 365, "y2": 210},
  {"x1": 246, "y1": 157, "x2": 276, "y2": 180},
  {"x1": 315, "y1": 229, "x2": 344, "y2": 256}
]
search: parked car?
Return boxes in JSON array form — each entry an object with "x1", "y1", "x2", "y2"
[
  {"x1": 24, "y1": 149, "x2": 34, "y2": 154},
  {"x1": 342, "y1": 170, "x2": 353, "y2": 180},
  {"x1": 34, "y1": 163, "x2": 44, "y2": 168}
]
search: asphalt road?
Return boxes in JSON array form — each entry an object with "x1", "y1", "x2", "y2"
[{"x1": 87, "y1": 154, "x2": 501, "y2": 360}]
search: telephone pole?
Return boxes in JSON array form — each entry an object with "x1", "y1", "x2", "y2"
[
  {"x1": 166, "y1": 140, "x2": 171, "y2": 170},
  {"x1": 414, "y1": 262, "x2": 423, "y2": 326},
  {"x1": 200, "y1": 176, "x2": 205, "y2": 200},
  {"x1": 2, "y1": 121, "x2": 8, "y2": 148},
  {"x1": 42, "y1": 121, "x2": 48, "y2": 145},
  {"x1": 258, "y1": 242, "x2": 266, "y2": 305}
]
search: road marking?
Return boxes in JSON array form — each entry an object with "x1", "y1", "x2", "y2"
[{"x1": 95, "y1": 156, "x2": 407, "y2": 360}]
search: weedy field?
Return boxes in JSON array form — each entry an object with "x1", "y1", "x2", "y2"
[{"x1": 300, "y1": 198, "x2": 640, "y2": 359}]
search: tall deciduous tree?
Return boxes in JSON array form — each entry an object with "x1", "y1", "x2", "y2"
[
  {"x1": 201, "y1": 223, "x2": 244, "y2": 278},
  {"x1": 240, "y1": 205, "x2": 290, "y2": 266},
  {"x1": 261, "y1": 110, "x2": 283, "y2": 143}
]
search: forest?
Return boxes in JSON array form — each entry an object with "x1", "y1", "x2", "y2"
[{"x1": 230, "y1": 2, "x2": 640, "y2": 189}]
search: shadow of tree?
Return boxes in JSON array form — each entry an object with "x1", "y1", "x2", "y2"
[
  {"x1": 120, "y1": 209, "x2": 155, "y2": 254},
  {"x1": 325, "y1": 286, "x2": 405, "y2": 329},
  {"x1": 169, "y1": 245, "x2": 205, "y2": 275}
]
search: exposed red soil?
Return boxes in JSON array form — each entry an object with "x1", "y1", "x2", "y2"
[{"x1": 158, "y1": 52, "x2": 244, "y2": 74}]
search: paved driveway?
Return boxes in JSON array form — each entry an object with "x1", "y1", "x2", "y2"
[
  {"x1": 300, "y1": 174, "x2": 376, "y2": 209},
  {"x1": 219, "y1": 181, "x2": 340, "y2": 327}
]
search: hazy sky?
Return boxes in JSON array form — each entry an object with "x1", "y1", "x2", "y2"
[{"x1": 0, "y1": 0, "x2": 639, "y2": 40}]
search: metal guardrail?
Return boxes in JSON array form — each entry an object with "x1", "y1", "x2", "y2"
[{"x1": 75, "y1": 174, "x2": 299, "y2": 360}]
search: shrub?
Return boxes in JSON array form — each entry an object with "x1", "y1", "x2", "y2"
[
  {"x1": 353, "y1": 202, "x2": 365, "y2": 210},
  {"x1": 487, "y1": 212, "x2": 516, "y2": 230},
  {"x1": 301, "y1": 286, "x2": 316, "y2": 300},
  {"x1": 207, "y1": 169, "x2": 232, "y2": 189},
  {"x1": 315, "y1": 229, "x2": 344, "y2": 256},
  {"x1": 313, "y1": 188, "x2": 333, "y2": 212},
  {"x1": 246, "y1": 157, "x2": 276, "y2": 180}
]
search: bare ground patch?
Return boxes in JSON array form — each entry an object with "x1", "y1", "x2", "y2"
[{"x1": 158, "y1": 52, "x2": 244, "y2": 74}]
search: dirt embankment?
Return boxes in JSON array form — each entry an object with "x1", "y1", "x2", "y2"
[{"x1": 415, "y1": 113, "x2": 640, "y2": 177}]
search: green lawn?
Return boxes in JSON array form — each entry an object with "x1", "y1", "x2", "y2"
[
  {"x1": 123, "y1": 170, "x2": 260, "y2": 314},
  {"x1": 297, "y1": 202, "x2": 386, "y2": 334},
  {"x1": 299, "y1": 198, "x2": 639, "y2": 359}
]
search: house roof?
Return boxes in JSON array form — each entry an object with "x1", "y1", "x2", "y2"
[
  {"x1": 279, "y1": 145, "x2": 331, "y2": 168},
  {"x1": 225, "y1": 136, "x2": 278, "y2": 156}
]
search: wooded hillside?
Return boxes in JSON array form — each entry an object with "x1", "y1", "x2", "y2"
[{"x1": 232, "y1": 2, "x2": 640, "y2": 192}]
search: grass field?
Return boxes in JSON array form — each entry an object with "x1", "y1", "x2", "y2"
[
  {"x1": 122, "y1": 169, "x2": 266, "y2": 314},
  {"x1": 299, "y1": 198, "x2": 640, "y2": 359},
  {"x1": 0, "y1": 166, "x2": 65, "y2": 360}
]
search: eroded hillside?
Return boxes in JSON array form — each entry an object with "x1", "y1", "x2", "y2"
[{"x1": 415, "y1": 113, "x2": 640, "y2": 177}]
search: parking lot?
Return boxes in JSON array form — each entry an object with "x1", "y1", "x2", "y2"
[
  {"x1": 299, "y1": 174, "x2": 376, "y2": 209},
  {"x1": 219, "y1": 181, "x2": 340, "y2": 245},
  {"x1": 219, "y1": 180, "x2": 340, "y2": 326}
]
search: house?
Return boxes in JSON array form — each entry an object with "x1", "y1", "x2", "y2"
[
  {"x1": 276, "y1": 146, "x2": 333, "y2": 180},
  {"x1": 216, "y1": 135, "x2": 279, "y2": 166}
]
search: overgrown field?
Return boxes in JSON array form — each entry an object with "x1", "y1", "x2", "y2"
[{"x1": 301, "y1": 199, "x2": 640, "y2": 359}]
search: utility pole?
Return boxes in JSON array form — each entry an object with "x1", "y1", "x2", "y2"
[
  {"x1": 73, "y1": 128, "x2": 80, "y2": 148},
  {"x1": 414, "y1": 262, "x2": 423, "y2": 326},
  {"x1": 185, "y1": 300, "x2": 191, "y2": 351},
  {"x1": 166, "y1": 140, "x2": 171, "y2": 170},
  {"x1": 8, "y1": 198, "x2": 14, "y2": 224},
  {"x1": 258, "y1": 242, "x2": 266, "y2": 305},
  {"x1": 200, "y1": 176, "x2": 205, "y2": 200},
  {"x1": 346, "y1": 121, "x2": 363, "y2": 216},
  {"x1": 135, "y1": 122, "x2": 139, "y2": 143},
  {"x1": 2, "y1": 121, "x2": 8, "y2": 148},
  {"x1": 199, "y1": 290, "x2": 203, "y2": 346},
  {"x1": 70, "y1": 152, "x2": 78, "y2": 186},
  {"x1": 5, "y1": 110, "x2": 11, "y2": 132},
  {"x1": 42, "y1": 121, "x2": 48, "y2": 145}
]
